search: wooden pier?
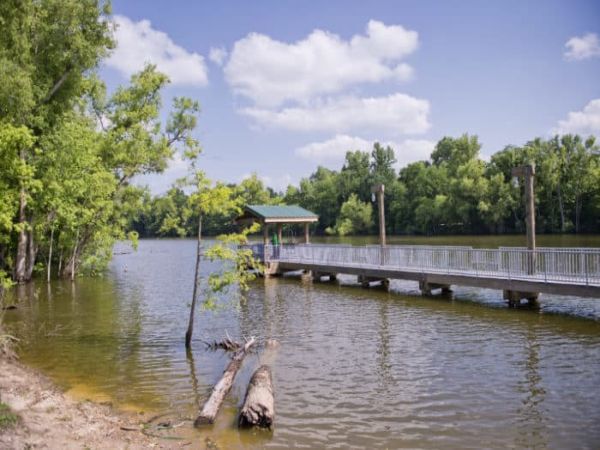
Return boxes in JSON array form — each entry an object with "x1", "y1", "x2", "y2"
[{"x1": 244, "y1": 244, "x2": 600, "y2": 304}]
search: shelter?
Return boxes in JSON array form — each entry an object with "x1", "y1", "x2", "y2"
[{"x1": 236, "y1": 205, "x2": 319, "y2": 245}]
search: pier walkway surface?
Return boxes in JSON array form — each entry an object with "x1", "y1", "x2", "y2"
[{"x1": 244, "y1": 244, "x2": 600, "y2": 301}]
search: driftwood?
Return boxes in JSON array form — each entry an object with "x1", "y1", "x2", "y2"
[
  {"x1": 238, "y1": 365, "x2": 274, "y2": 429},
  {"x1": 203, "y1": 337, "x2": 241, "y2": 352},
  {"x1": 194, "y1": 337, "x2": 256, "y2": 426}
]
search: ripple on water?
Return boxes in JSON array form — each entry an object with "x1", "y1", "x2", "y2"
[{"x1": 4, "y1": 239, "x2": 600, "y2": 449}]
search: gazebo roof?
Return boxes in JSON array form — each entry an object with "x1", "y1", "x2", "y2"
[{"x1": 237, "y1": 204, "x2": 319, "y2": 224}]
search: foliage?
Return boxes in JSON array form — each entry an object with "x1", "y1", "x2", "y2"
[
  {"x1": 332, "y1": 194, "x2": 373, "y2": 236},
  {"x1": 0, "y1": 0, "x2": 201, "y2": 282},
  {"x1": 202, "y1": 222, "x2": 262, "y2": 310}
]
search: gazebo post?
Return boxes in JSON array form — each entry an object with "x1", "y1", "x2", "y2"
[
  {"x1": 262, "y1": 220, "x2": 268, "y2": 246},
  {"x1": 304, "y1": 223, "x2": 310, "y2": 244},
  {"x1": 277, "y1": 223, "x2": 283, "y2": 245}
]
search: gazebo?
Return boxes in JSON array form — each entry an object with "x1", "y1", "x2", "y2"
[{"x1": 236, "y1": 205, "x2": 319, "y2": 245}]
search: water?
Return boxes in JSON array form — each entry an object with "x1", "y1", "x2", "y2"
[{"x1": 4, "y1": 237, "x2": 600, "y2": 449}]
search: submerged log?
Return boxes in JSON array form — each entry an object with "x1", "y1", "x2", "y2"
[
  {"x1": 194, "y1": 337, "x2": 256, "y2": 427},
  {"x1": 238, "y1": 365, "x2": 274, "y2": 429}
]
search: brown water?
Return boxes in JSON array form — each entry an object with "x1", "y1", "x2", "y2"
[{"x1": 4, "y1": 236, "x2": 600, "y2": 449}]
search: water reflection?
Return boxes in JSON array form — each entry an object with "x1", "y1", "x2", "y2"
[
  {"x1": 376, "y1": 298, "x2": 395, "y2": 392},
  {"x1": 186, "y1": 348, "x2": 201, "y2": 410},
  {"x1": 515, "y1": 327, "x2": 548, "y2": 449}
]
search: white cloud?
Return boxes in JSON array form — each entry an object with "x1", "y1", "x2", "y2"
[
  {"x1": 224, "y1": 20, "x2": 418, "y2": 107},
  {"x1": 295, "y1": 134, "x2": 434, "y2": 170},
  {"x1": 241, "y1": 93, "x2": 430, "y2": 134},
  {"x1": 296, "y1": 135, "x2": 371, "y2": 163},
  {"x1": 394, "y1": 139, "x2": 435, "y2": 168},
  {"x1": 209, "y1": 46, "x2": 228, "y2": 66},
  {"x1": 564, "y1": 33, "x2": 600, "y2": 61},
  {"x1": 553, "y1": 99, "x2": 600, "y2": 135},
  {"x1": 106, "y1": 15, "x2": 208, "y2": 86}
]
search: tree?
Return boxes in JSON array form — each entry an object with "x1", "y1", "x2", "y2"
[
  {"x1": 0, "y1": 0, "x2": 114, "y2": 282},
  {"x1": 339, "y1": 150, "x2": 371, "y2": 202},
  {"x1": 184, "y1": 172, "x2": 243, "y2": 348},
  {"x1": 431, "y1": 134, "x2": 480, "y2": 173},
  {"x1": 332, "y1": 194, "x2": 373, "y2": 236}
]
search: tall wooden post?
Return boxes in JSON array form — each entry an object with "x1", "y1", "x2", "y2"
[
  {"x1": 378, "y1": 187, "x2": 386, "y2": 248},
  {"x1": 371, "y1": 184, "x2": 386, "y2": 247},
  {"x1": 372, "y1": 184, "x2": 386, "y2": 266},
  {"x1": 524, "y1": 165, "x2": 535, "y2": 253},
  {"x1": 304, "y1": 223, "x2": 310, "y2": 244},
  {"x1": 512, "y1": 164, "x2": 536, "y2": 275},
  {"x1": 277, "y1": 223, "x2": 283, "y2": 245}
]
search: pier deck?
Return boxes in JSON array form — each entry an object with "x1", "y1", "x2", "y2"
[{"x1": 244, "y1": 244, "x2": 600, "y2": 301}]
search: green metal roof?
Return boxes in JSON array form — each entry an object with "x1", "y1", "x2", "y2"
[{"x1": 244, "y1": 204, "x2": 318, "y2": 221}]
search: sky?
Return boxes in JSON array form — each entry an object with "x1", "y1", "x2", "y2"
[{"x1": 100, "y1": 0, "x2": 600, "y2": 194}]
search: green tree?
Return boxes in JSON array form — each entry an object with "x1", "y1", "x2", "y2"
[
  {"x1": 0, "y1": 0, "x2": 114, "y2": 282},
  {"x1": 332, "y1": 194, "x2": 373, "y2": 236}
]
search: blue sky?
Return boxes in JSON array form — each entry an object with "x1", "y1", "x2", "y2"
[{"x1": 101, "y1": 0, "x2": 600, "y2": 194}]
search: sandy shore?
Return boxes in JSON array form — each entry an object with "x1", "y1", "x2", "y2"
[{"x1": 0, "y1": 357, "x2": 176, "y2": 449}]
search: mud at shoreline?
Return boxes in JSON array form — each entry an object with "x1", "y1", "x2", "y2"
[{"x1": 0, "y1": 357, "x2": 191, "y2": 449}]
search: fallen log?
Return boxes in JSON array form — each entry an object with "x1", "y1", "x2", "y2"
[
  {"x1": 238, "y1": 365, "x2": 274, "y2": 429},
  {"x1": 194, "y1": 337, "x2": 256, "y2": 427},
  {"x1": 203, "y1": 337, "x2": 241, "y2": 352}
]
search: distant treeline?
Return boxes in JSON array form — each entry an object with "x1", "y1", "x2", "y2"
[{"x1": 133, "y1": 133, "x2": 600, "y2": 238}]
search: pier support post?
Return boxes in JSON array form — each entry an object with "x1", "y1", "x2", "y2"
[
  {"x1": 419, "y1": 281, "x2": 451, "y2": 296},
  {"x1": 358, "y1": 275, "x2": 389, "y2": 289},
  {"x1": 312, "y1": 272, "x2": 337, "y2": 282},
  {"x1": 503, "y1": 289, "x2": 539, "y2": 307}
]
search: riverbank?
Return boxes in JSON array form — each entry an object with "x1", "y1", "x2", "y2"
[{"x1": 0, "y1": 356, "x2": 169, "y2": 449}]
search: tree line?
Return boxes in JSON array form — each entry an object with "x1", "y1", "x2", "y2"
[
  {"x1": 133, "y1": 134, "x2": 600, "y2": 239},
  {"x1": 1, "y1": 1, "x2": 598, "y2": 289}
]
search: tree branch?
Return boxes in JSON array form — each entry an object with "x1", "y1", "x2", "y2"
[{"x1": 41, "y1": 66, "x2": 73, "y2": 105}]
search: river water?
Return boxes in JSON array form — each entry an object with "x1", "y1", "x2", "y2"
[{"x1": 4, "y1": 236, "x2": 600, "y2": 449}]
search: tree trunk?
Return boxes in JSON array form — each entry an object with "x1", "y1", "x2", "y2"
[
  {"x1": 238, "y1": 365, "x2": 275, "y2": 429},
  {"x1": 58, "y1": 247, "x2": 63, "y2": 276},
  {"x1": 185, "y1": 216, "x2": 202, "y2": 349},
  {"x1": 70, "y1": 230, "x2": 79, "y2": 282},
  {"x1": 62, "y1": 230, "x2": 79, "y2": 280},
  {"x1": 194, "y1": 337, "x2": 256, "y2": 427},
  {"x1": 557, "y1": 183, "x2": 566, "y2": 232},
  {"x1": 14, "y1": 188, "x2": 28, "y2": 283},
  {"x1": 47, "y1": 227, "x2": 54, "y2": 283},
  {"x1": 24, "y1": 225, "x2": 37, "y2": 281}
]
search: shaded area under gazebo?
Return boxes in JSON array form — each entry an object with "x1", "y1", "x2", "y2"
[{"x1": 236, "y1": 204, "x2": 319, "y2": 245}]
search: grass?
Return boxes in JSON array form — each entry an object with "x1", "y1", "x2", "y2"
[{"x1": 0, "y1": 402, "x2": 19, "y2": 430}]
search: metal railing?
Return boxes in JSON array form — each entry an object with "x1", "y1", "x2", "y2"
[{"x1": 242, "y1": 243, "x2": 600, "y2": 286}]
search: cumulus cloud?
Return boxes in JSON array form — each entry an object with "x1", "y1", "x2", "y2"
[
  {"x1": 295, "y1": 135, "x2": 434, "y2": 170},
  {"x1": 394, "y1": 139, "x2": 436, "y2": 168},
  {"x1": 564, "y1": 33, "x2": 600, "y2": 61},
  {"x1": 296, "y1": 135, "x2": 372, "y2": 163},
  {"x1": 224, "y1": 20, "x2": 418, "y2": 107},
  {"x1": 106, "y1": 15, "x2": 208, "y2": 86},
  {"x1": 209, "y1": 46, "x2": 228, "y2": 66},
  {"x1": 552, "y1": 99, "x2": 600, "y2": 135},
  {"x1": 241, "y1": 93, "x2": 430, "y2": 134}
]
